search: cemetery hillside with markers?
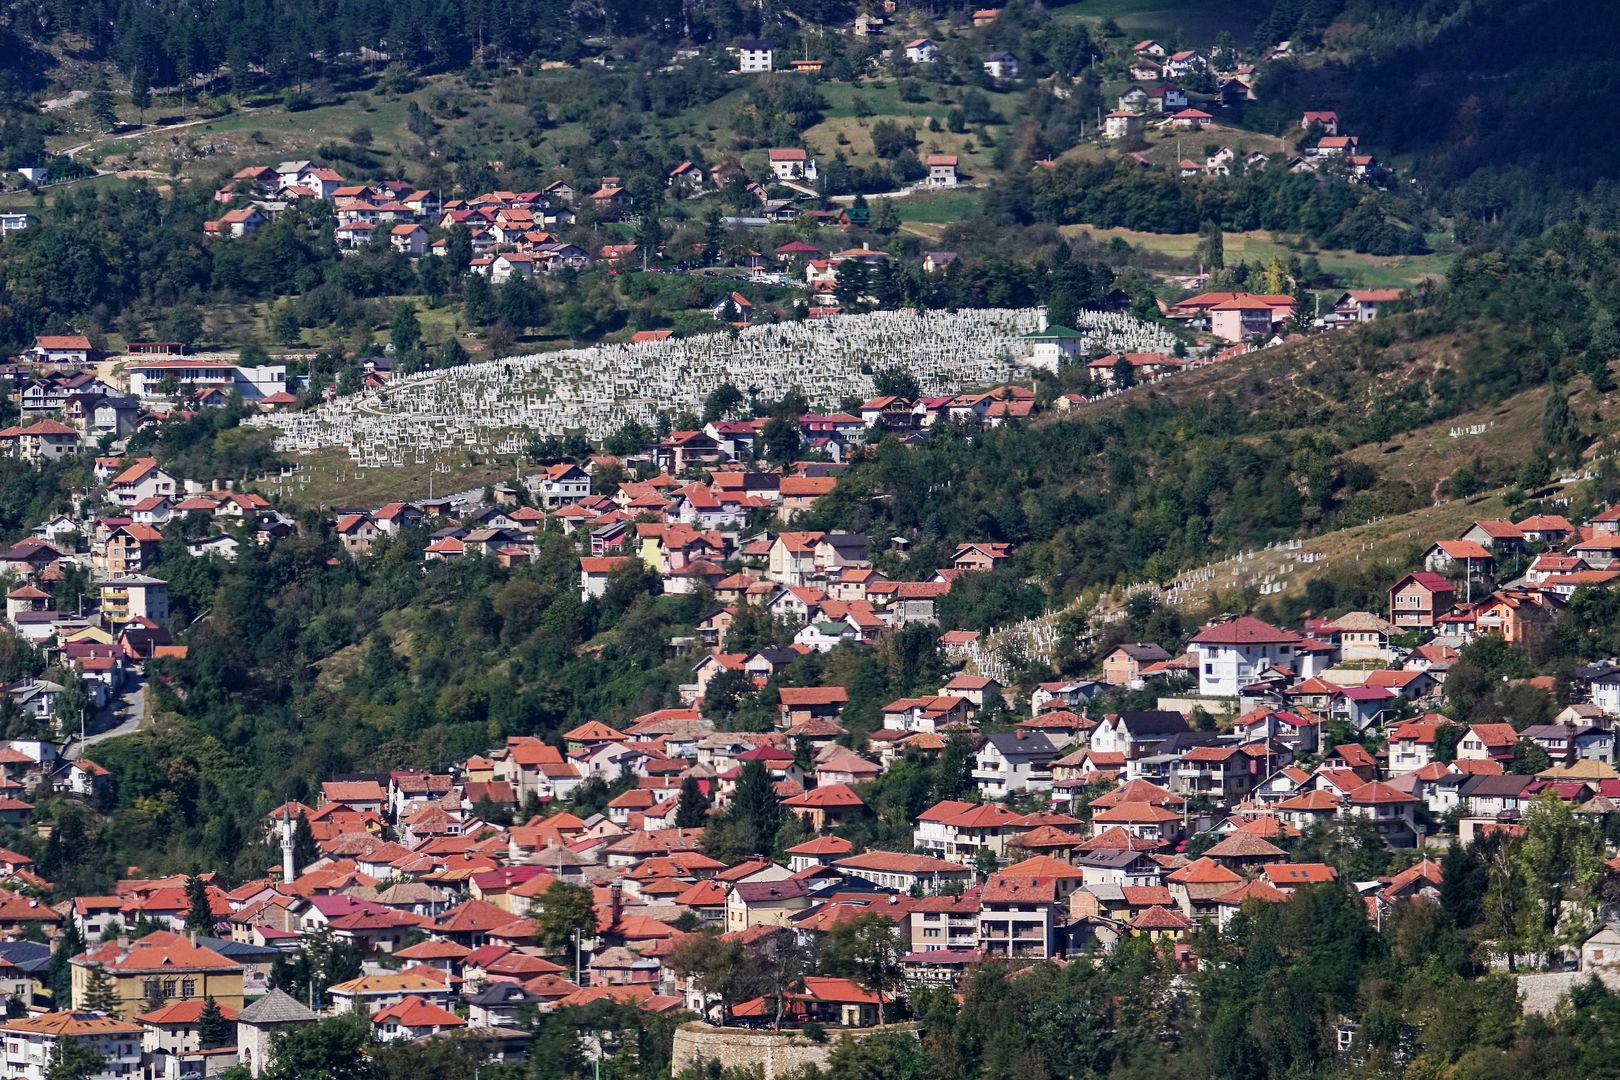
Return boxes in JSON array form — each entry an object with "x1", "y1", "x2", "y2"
[{"x1": 6, "y1": 1, "x2": 1620, "y2": 1079}]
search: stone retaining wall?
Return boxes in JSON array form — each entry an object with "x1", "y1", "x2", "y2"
[{"x1": 670, "y1": 1021, "x2": 917, "y2": 1078}]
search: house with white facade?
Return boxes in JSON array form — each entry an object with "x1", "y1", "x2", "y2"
[
  {"x1": 973, "y1": 732, "x2": 1058, "y2": 797},
  {"x1": 730, "y1": 38, "x2": 775, "y2": 72},
  {"x1": 1187, "y1": 616, "x2": 1305, "y2": 697}
]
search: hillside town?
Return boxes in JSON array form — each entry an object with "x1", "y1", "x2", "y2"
[
  {"x1": 2, "y1": 334, "x2": 1620, "y2": 1077},
  {"x1": 5, "y1": 0, "x2": 1620, "y2": 1078}
]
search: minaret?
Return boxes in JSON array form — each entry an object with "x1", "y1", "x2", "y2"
[{"x1": 280, "y1": 803, "x2": 297, "y2": 882}]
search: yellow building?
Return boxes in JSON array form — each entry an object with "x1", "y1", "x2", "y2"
[
  {"x1": 724, "y1": 879, "x2": 811, "y2": 933},
  {"x1": 71, "y1": 931, "x2": 244, "y2": 1019}
]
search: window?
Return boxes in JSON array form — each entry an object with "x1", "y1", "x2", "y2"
[
  {"x1": 163, "y1": 978, "x2": 177, "y2": 998},
  {"x1": 181, "y1": 978, "x2": 196, "y2": 998}
]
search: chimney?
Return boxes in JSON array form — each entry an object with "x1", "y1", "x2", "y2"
[{"x1": 609, "y1": 881, "x2": 623, "y2": 927}]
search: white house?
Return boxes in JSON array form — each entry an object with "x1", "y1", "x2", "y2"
[
  {"x1": 1021, "y1": 324, "x2": 1085, "y2": 371},
  {"x1": 99, "y1": 574, "x2": 169, "y2": 624},
  {"x1": 0, "y1": 213, "x2": 31, "y2": 234},
  {"x1": 389, "y1": 224, "x2": 429, "y2": 257},
  {"x1": 905, "y1": 38, "x2": 938, "y2": 63},
  {"x1": 125, "y1": 361, "x2": 286, "y2": 402},
  {"x1": 1103, "y1": 111, "x2": 1141, "y2": 141},
  {"x1": 766, "y1": 148, "x2": 818, "y2": 182},
  {"x1": 534, "y1": 463, "x2": 592, "y2": 508},
  {"x1": 973, "y1": 732, "x2": 1058, "y2": 797},
  {"x1": 983, "y1": 52, "x2": 1019, "y2": 78},
  {"x1": 1, "y1": 1012, "x2": 143, "y2": 1080},
  {"x1": 924, "y1": 155, "x2": 959, "y2": 187},
  {"x1": 731, "y1": 38, "x2": 774, "y2": 72},
  {"x1": 1580, "y1": 663, "x2": 1620, "y2": 715},
  {"x1": 370, "y1": 996, "x2": 465, "y2": 1042},
  {"x1": 1187, "y1": 616, "x2": 1304, "y2": 698},
  {"x1": 29, "y1": 335, "x2": 92, "y2": 365},
  {"x1": 580, "y1": 557, "x2": 633, "y2": 601},
  {"x1": 108, "y1": 457, "x2": 179, "y2": 506}
]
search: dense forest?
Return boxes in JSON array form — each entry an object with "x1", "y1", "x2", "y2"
[
  {"x1": 0, "y1": 171, "x2": 1121, "y2": 357},
  {"x1": 1244, "y1": 0, "x2": 1620, "y2": 241},
  {"x1": 995, "y1": 160, "x2": 1432, "y2": 254}
]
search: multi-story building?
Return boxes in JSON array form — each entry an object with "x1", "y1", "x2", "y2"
[
  {"x1": 1, "y1": 1012, "x2": 142, "y2": 1080},
  {"x1": 1188, "y1": 616, "x2": 1305, "y2": 697}
]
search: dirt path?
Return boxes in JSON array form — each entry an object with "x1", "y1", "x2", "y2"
[{"x1": 61, "y1": 110, "x2": 253, "y2": 159}]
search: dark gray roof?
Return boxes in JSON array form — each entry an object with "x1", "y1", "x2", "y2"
[
  {"x1": 1117, "y1": 710, "x2": 1190, "y2": 737},
  {"x1": 0, "y1": 940, "x2": 50, "y2": 973},
  {"x1": 236, "y1": 988, "x2": 319, "y2": 1025},
  {"x1": 1154, "y1": 732, "x2": 1224, "y2": 755},
  {"x1": 195, "y1": 935, "x2": 282, "y2": 963},
  {"x1": 983, "y1": 731, "x2": 1058, "y2": 761},
  {"x1": 1460, "y1": 774, "x2": 1538, "y2": 797},
  {"x1": 1111, "y1": 643, "x2": 1171, "y2": 662},
  {"x1": 465, "y1": 982, "x2": 540, "y2": 1006},
  {"x1": 1078, "y1": 848, "x2": 1151, "y2": 869}
]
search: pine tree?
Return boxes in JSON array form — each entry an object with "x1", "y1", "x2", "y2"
[
  {"x1": 675, "y1": 775, "x2": 710, "y2": 829},
  {"x1": 183, "y1": 874, "x2": 214, "y2": 934},
  {"x1": 82, "y1": 964, "x2": 120, "y2": 1015},
  {"x1": 463, "y1": 272, "x2": 494, "y2": 324},
  {"x1": 389, "y1": 304, "x2": 422, "y2": 353},
  {"x1": 1539, "y1": 382, "x2": 1582, "y2": 467},
  {"x1": 197, "y1": 996, "x2": 228, "y2": 1049},
  {"x1": 873, "y1": 198, "x2": 900, "y2": 234},
  {"x1": 1290, "y1": 278, "x2": 1314, "y2": 331},
  {"x1": 728, "y1": 760, "x2": 783, "y2": 856},
  {"x1": 46, "y1": 920, "x2": 84, "y2": 1007},
  {"x1": 1199, "y1": 220, "x2": 1225, "y2": 270},
  {"x1": 129, "y1": 69, "x2": 150, "y2": 125},
  {"x1": 835, "y1": 260, "x2": 870, "y2": 310},
  {"x1": 1112, "y1": 355, "x2": 1136, "y2": 389},
  {"x1": 87, "y1": 76, "x2": 118, "y2": 132},
  {"x1": 702, "y1": 207, "x2": 726, "y2": 253}
]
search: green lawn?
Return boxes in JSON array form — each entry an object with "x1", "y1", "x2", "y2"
[
  {"x1": 817, "y1": 81, "x2": 1023, "y2": 123},
  {"x1": 1062, "y1": 224, "x2": 1451, "y2": 288},
  {"x1": 894, "y1": 189, "x2": 984, "y2": 223}
]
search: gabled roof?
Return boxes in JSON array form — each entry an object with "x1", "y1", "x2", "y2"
[
  {"x1": 1261, "y1": 862, "x2": 1338, "y2": 886},
  {"x1": 1189, "y1": 616, "x2": 1302, "y2": 646},
  {"x1": 1165, "y1": 857, "x2": 1241, "y2": 885},
  {"x1": 371, "y1": 994, "x2": 465, "y2": 1028}
]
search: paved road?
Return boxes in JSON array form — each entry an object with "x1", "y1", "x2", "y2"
[{"x1": 70, "y1": 680, "x2": 146, "y2": 757}]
